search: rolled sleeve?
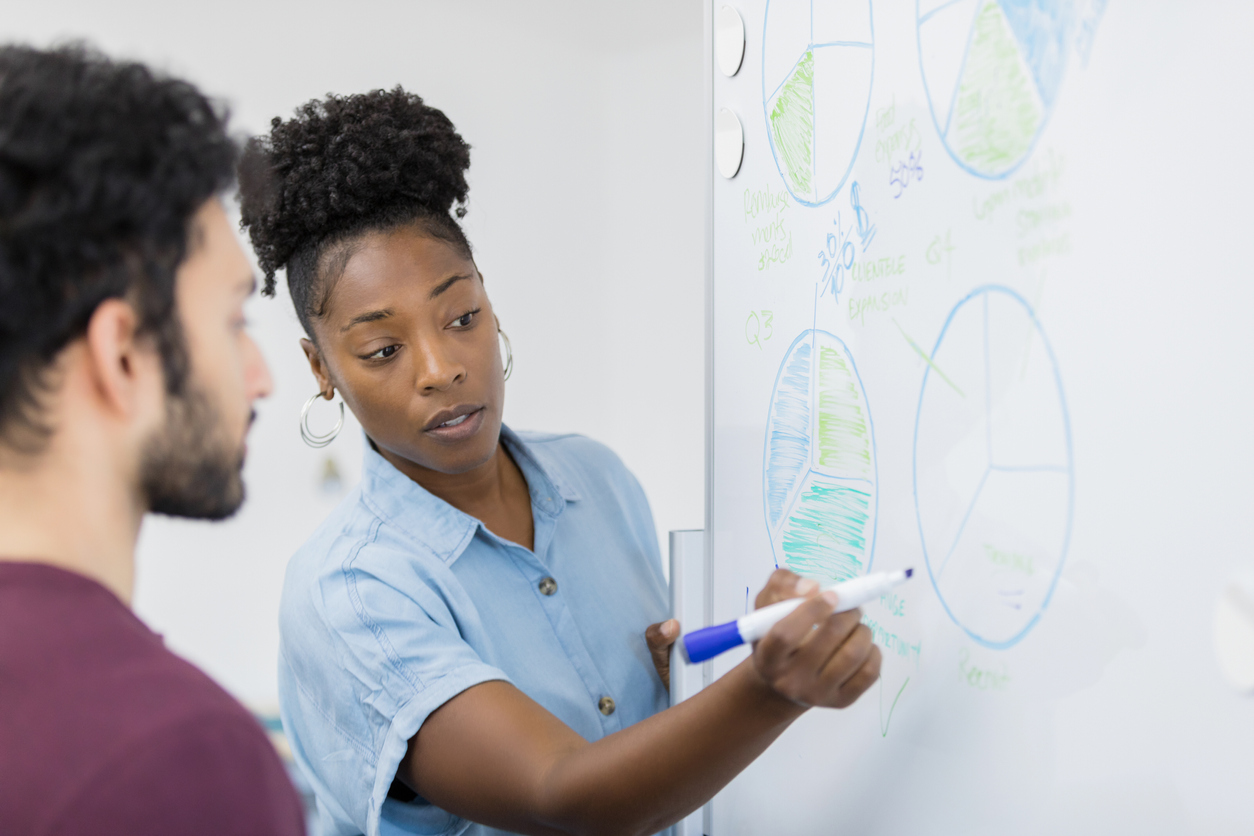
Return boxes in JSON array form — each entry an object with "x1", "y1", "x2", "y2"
[
  {"x1": 280, "y1": 537, "x2": 510, "y2": 836},
  {"x1": 375, "y1": 665, "x2": 508, "y2": 836}
]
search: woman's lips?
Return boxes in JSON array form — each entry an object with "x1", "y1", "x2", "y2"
[{"x1": 424, "y1": 406, "x2": 486, "y2": 442}]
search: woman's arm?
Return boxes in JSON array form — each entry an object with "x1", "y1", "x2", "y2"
[{"x1": 399, "y1": 570, "x2": 881, "y2": 836}]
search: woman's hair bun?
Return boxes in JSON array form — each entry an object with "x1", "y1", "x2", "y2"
[{"x1": 238, "y1": 86, "x2": 471, "y2": 296}]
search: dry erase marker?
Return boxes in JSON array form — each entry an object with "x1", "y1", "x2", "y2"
[{"x1": 679, "y1": 569, "x2": 914, "y2": 664}]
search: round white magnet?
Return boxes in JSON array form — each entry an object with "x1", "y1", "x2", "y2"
[
  {"x1": 1215, "y1": 574, "x2": 1254, "y2": 693},
  {"x1": 716, "y1": 5, "x2": 746, "y2": 77},
  {"x1": 715, "y1": 108, "x2": 744, "y2": 179}
]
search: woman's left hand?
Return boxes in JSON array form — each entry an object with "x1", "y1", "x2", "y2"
[{"x1": 645, "y1": 619, "x2": 679, "y2": 690}]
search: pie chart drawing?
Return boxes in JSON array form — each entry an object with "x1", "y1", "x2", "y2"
[
  {"x1": 917, "y1": 0, "x2": 1078, "y2": 179},
  {"x1": 764, "y1": 330, "x2": 877, "y2": 583},
  {"x1": 762, "y1": 0, "x2": 874, "y2": 206},
  {"x1": 913, "y1": 286, "x2": 1073, "y2": 649}
]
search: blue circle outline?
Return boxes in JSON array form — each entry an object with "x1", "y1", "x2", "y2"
[
  {"x1": 762, "y1": 328, "x2": 879, "y2": 580},
  {"x1": 911, "y1": 285, "x2": 1074, "y2": 649},
  {"x1": 915, "y1": 0, "x2": 1062, "y2": 181},
  {"x1": 761, "y1": 0, "x2": 876, "y2": 207}
]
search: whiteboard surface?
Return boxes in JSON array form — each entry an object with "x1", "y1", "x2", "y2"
[{"x1": 707, "y1": 1, "x2": 1254, "y2": 832}]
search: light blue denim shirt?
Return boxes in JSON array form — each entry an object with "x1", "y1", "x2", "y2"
[{"x1": 278, "y1": 427, "x2": 670, "y2": 836}]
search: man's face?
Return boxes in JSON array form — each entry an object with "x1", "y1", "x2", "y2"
[{"x1": 140, "y1": 200, "x2": 272, "y2": 519}]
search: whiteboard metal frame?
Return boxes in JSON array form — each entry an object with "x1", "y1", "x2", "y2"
[
  {"x1": 669, "y1": 529, "x2": 710, "y2": 836},
  {"x1": 702, "y1": 0, "x2": 716, "y2": 832}
]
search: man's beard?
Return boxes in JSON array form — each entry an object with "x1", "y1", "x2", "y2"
[{"x1": 139, "y1": 383, "x2": 248, "y2": 521}]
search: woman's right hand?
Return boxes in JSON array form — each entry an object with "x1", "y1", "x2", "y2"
[
  {"x1": 402, "y1": 568, "x2": 882, "y2": 836},
  {"x1": 749, "y1": 569, "x2": 882, "y2": 709}
]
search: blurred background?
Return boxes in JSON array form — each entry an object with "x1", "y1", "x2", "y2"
[{"x1": 0, "y1": 0, "x2": 705, "y2": 714}]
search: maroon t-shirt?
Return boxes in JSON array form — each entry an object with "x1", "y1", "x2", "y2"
[{"x1": 0, "y1": 562, "x2": 305, "y2": 835}]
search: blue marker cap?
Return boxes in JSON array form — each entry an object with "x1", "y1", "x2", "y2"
[{"x1": 680, "y1": 621, "x2": 744, "y2": 664}]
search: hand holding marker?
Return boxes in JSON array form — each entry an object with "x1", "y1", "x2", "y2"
[{"x1": 680, "y1": 569, "x2": 914, "y2": 664}]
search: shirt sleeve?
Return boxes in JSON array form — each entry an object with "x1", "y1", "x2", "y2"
[
  {"x1": 279, "y1": 538, "x2": 512, "y2": 836},
  {"x1": 44, "y1": 711, "x2": 305, "y2": 836}
]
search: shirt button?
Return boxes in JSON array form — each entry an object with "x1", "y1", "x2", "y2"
[
  {"x1": 538, "y1": 577, "x2": 558, "y2": 596},
  {"x1": 598, "y1": 696, "x2": 616, "y2": 716}
]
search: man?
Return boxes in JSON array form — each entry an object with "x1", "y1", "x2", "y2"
[{"x1": 0, "y1": 45, "x2": 304, "y2": 834}]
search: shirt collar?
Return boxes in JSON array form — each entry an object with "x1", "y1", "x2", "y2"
[{"x1": 358, "y1": 424, "x2": 579, "y2": 564}]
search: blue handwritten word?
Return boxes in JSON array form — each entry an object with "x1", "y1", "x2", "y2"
[
  {"x1": 889, "y1": 150, "x2": 924, "y2": 199},
  {"x1": 816, "y1": 182, "x2": 876, "y2": 303},
  {"x1": 816, "y1": 213, "x2": 854, "y2": 301},
  {"x1": 862, "y1": 614, "x2": 921, "y2": 667},
  {"x1": 851, "y1": 182, "x2": 876, "y2": 248},
  {"x1": 880, "y1": 592, "x2": 905, "y2": 617}
]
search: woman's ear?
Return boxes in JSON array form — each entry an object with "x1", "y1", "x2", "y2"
[{"x1": 300, "y1": 338, "x2": 334, "y2": 399}]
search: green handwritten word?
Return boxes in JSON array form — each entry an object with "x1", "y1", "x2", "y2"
[
  {"x1": 879, "y1": 592, "x2": 905, "y2": 617},
  {"x1": 958, "y1": 648, "x2": 1010, "y2": 691},
  {"x1": 874, "y1": 94, "x2": 895, "y2": 133},
  {"x1": 926, "y1": 229, "x2": 954, "y2": 266},
  {"x1": 744, "y1": 182, "x2": 794, "y2": 270},
  {"x1": 973, "y1": 190, "x2": 1010, "y2": 222},
  {"x1": 875, "y1": 117, "x2": 921, "y2": 164},
  {"x1": 1018, "y1": 232, "x2": 1070, "y2": 266},
  {"x1": 745, "y1": 310, "x2": 774, "y2": 350},
  {"x1": 851, "y1": 254, "x2": 906, "y2": 283},
  {"x1": 750, "y1": 216, "x2": 787, "y2": 247},
  {"x1": 849, "y1": 286, "x2": 909, "y2": 326},
  {"x1": 758, "y1": 233, "x2": 794, "y2": 271},
  {"x1": 1013, "y1": 147, "x2": 1067, "y2": 201},
  {"x1": 983, "y1": 543, "x2": 1034, "y2": 576},
  {"x1": 972, "y1": 148, "x2": 1066, "y2": 221},
  {"x1": 1017, "y1": 201, "x2": 1071, "y2": 236},
  {"x1": 743, "y1": 183, "x2": 789, "y2": 222},
  {"x1": 862, "y1": 614, "x2": 921, "y2": 667}
]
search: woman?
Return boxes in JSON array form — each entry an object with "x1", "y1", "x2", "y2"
[{"x1": 239, "y1": 88, "x2": 880, "y2": 836}]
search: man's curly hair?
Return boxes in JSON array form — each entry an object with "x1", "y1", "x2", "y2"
[
  {"x1": 0, "y1": 44, "x2": 237, "y2": 455},
  {"x1": 237, "y1": 86, "x2": 473, "y2": 339}
]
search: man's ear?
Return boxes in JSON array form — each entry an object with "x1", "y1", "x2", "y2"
[
  {"x1": 300, "y1": 338, "x2": 335, "y2": 399},
  {"x1": 84, "y1": 299, "x2": 162, "y2": 419}
]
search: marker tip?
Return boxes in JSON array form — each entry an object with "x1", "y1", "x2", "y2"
[{"x1": 905, "y1": 568, "x2": 913, "y2": 578}]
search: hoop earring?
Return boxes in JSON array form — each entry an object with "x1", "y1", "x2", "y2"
[
  {"x1": 301, "y1": 392, "x2": 345, "y2": 448},
  {"x1": 498, "y1": 328, "x2": 514, "y2": 381}
]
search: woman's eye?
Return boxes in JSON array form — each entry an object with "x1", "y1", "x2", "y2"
[
  {"x1": 454, "y1": 308, "x2": 480, "y2": 328},
  {"x1": 366, "y1": 345, "x2": 399, "y2": 360}
]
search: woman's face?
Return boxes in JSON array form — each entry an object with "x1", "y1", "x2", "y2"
[{"x1": 306, "y1": 225, "x2": 504, "y2": 476}]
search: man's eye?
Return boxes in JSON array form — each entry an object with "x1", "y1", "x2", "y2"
[{"x1": 366, "y1": 345, "x2": 399, "y2": 360}]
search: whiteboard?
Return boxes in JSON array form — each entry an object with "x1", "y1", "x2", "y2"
[{"x1": 705, "y1": 1, "x2": 1254, "y2": 833}]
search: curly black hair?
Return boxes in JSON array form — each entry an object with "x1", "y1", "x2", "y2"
[
  {"x1": 0, "y1": 43, "x2": 237, "y2": 454},
  {"x1": 237, "y1": 86, "x2": 472, "y2": 339}
]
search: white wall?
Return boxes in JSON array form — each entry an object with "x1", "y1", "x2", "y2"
[{"x1": 0, "y1": 1, "x2": 705, "y2": 707}]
